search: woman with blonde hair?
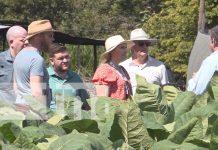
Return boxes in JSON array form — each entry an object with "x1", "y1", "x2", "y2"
[{"x1": 92, "y1": 35, "x2": 134, "y2": 100}]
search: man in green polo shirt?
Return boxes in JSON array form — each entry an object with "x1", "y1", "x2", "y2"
[{"x1": 47, "y1": 43, "x2": 90, "y2": 112}]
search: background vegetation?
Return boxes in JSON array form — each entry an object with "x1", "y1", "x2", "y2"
[{"x1": 1, "y1": 0, "x2": 218, "y2": 79}]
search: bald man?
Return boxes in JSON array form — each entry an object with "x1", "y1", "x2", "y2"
[{"x1": 0, "y1": 26, "x2": 27, "y2": 103}]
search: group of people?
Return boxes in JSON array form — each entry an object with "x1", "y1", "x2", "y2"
[
  {"x1": 92, "y1": 25, "x2": 218, "y2": 99},
  {"x1": 0, "y1": 19, "x2": 217, "y2": 115},
  {"x1": 92, "y1": 28, "x2": 169, "y2": 100},
  {"x1": 0, "y1": 20, "x2": 90, "y2": 114}
]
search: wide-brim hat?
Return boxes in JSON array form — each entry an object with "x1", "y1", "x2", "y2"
[
  {"x1": 25, "y1": 20, "x2": 55, "y2": 40},
  {"x1": 101, "y1": 35, "x2": 134, "y2": 58},
  {"x1": 130, "y1": 28, "x2": 157, "y2": 45}
]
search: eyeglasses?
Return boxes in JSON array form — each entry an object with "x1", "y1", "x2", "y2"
[
  {"x1": 55, "y1": 56, "x2": 71, "y2": 61},
  {"x1": 135, "y1": 41, "x2": 150, "y2": 47}
]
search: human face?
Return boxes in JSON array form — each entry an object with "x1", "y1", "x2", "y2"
[
  {"x1": 111, "y1": 43, "x2": 128, "y2": 63},
  {"x1": 41, "y1": 32, "x2": 54, "y2": 53},
  {"x1": 133, "y1": 40, "x2": 150, "y2": 59},
  {"x1": 10, "y1": 31, "x2": 27, "y2": 55},
  {"x1": 50, "y1": 50, "x2": 71, "y2": 73}
]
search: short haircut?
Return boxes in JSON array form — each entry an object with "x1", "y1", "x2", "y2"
[
  {"x1": 6, "y1": 26, "x2": 26, "y2": 44},
  {"x1": 49, "y1": 43, "x2": 67, "y2": 57},
  {"x1": 210, "y1": 25, "x2": 218, "y2": 47}
]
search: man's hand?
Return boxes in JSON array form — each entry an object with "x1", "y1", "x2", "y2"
[{"x1": 15, "y1": 103, "x2": 31, "y2": 114}]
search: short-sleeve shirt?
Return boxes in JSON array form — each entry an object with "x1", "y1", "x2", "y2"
[
  {"x1": 0, "y1": 49, "x2": 16, "y2": 102},
  {"x1": 92, "y1": 63, "x2": 132, "y2": 100},
  {"x1": 47, "y1": 66, "x2": 89, "y2": 111},
  {"x1": 13, "y1": 48, "x2": 51, "y2": 105},
  {"x1": 120, "y1": 56, "x2": 169, "y2": 95},
  {"x1": 187, "y1": 50, "x2": 218, "y2": 95}
]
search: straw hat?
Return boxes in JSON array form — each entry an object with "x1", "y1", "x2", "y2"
[
  {"x1": 102, "y1": 35, "x2": 134, "y2": 58},
  {"x1": 130, "y1": 28, "x2": 157, "y2": 45},
  {"x1": 25, "y1": 20, "x2": 54, "y2": 40}
]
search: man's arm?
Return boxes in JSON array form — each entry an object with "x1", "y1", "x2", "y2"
[
  {"x1": 30, "y1": 75, "x2": 46, "y2": 105},
  {"x1": 95, "y1": 84, "x2": 110, "y2": 96},
  {"x1": 188, "y1": 60, "x2": 215, "y2": 95}
]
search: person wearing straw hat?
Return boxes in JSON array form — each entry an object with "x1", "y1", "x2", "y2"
[
  {"x1": 120, "y1": 28, "x2": 169, "y2": 94},
  {"x1": 13, "y1": 20, "x2": 54, "y2": 113},
  {"x1": 92, "y1": 35, "x2": 134, "y2": 100},
  {"x1": 0, "y1": 26, "x2": 27, "y2": 103}
]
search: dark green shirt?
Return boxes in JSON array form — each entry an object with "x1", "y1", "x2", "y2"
[{"x1": 47, "y1": 66, "x2": 89, "y2": 111}]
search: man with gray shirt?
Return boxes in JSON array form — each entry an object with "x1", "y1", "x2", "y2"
[
  {"x1": 0, "y1": 26, "x2": 27, "y2": 103},
  {"x1": 13, "y1": 20, "x2": 54, "y2": 111}
]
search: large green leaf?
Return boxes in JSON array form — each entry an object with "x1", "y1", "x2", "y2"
[
  {"x1": 86, "y1": 97, "x2": 122, "y2": 138},
  {"x1": 159, "y1": 85, "x2": 178, "y2": 122},
  {"x1": 173, "y1": 91, "x2": 196, "y2": 120},
  {"x1": 167, "y1": 102, "x2": 218, "y2": 146},
  {"x1": 142, "y1": 111, "x2": 167, "y2": 130},
  {"x1": 13, "y1": 126, "x2": 45, "y2": 150},
  {"x1": 46, "y1": 114, "x2": 66, "y2": 125},
  {"x1": 48, "y1": 130, "x2": 112, "y2": 150},
  {"x1": 39, "y1": 122, "x2": 66, "y2": 136},
  {"x1": 64, "y1": 96, "x2": 122, "y2": 139},
  {"x1": 1, "y1": 144, "x2": 23, "y2": 150},
  {"x1": 142, "y1": 111, "x2": 169, "y2": 141},
  {"x1": 173, "y1": 101, "x2": 218, "y2": 145},
  {"x1": 210, "y1": 118, "x2": 218, "y2": 150},
  {"x1": 37, "y1": 135, "x2": 59, "y2": 150},
  {"x1": 208, "y1": 73, "x2": 218, "y2": 101},
  {"x1": 114, "y1": 101, "x2": 154, "y2": 149},
  {"x1": 207, "y1": 86, "x2": 218, "y2": 102},
  {"x1": 0, "y1": 107, "x2": 25, "y2": 127},
  {"x1": 109, "y1": 139, "x2": 135, "y2": 150},
  {"x1": 57, "y1": 119, "x2": 100, "y2": 134},
  {"x1": 134, "y1": 75, "x2": 162, "y2": 112},
  {"x1": 0, "y1": 122, "x2": 21, "y2": 144},
  {"x1": 23, "y1": 96, "x2": 53, "y2": 120},
  {"x1": 150, "y1": 139, "x2": 209, "y2": 150},
  {"x1": 56, "y1": 95, "x2": 83, "y2": 117},
  {"x1": 14, "y1": 122, "x2": 65, "y2": 149},
  {"x1": 162, "y1": 85, "x2": 180, "y2": 105},
  {"x1": 167, "y1": 117, "x2": 203, "y2": 144}
]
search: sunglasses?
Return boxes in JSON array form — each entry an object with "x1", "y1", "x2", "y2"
[{"x1": 135, "y1": 41, "x2": 150, "y2": 47}]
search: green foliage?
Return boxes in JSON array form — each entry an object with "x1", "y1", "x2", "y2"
[
  {"x1": 48, "y1": 130, "x2": 112, "y2": 150},
  {"x1": 134, "y1": 75, "x2": 162, "y2": 112},
  {"x1": 57, "y1": 119, "x2": 100, "y2": 134},
  {"x1": 143, "y1": 0, "x2": 199, "y2": 75},
  {"x1": 113, "y1": 100, "x2": 154, "y2": 149},
  {"x1": 2, "y1": 76, "x2": 218, "y2": 149},
  {"x1": 3, "y1": 1, "x2": 218, "y2": 149},
  {"x1": 142, "y1": 0, "x2": 218, "y2": 76},
  {"x1": 0, "y1": 0, "x2": 151, "y2": 77},
  {"x1": 2, "y1": 0, "x2": 218, "y2": 77}
]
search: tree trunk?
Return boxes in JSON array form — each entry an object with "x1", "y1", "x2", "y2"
[{"x1": 198, "y1": 0, "x2": 205, "y2": 33}]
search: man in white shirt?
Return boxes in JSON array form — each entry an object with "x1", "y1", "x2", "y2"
[
  {"x1": 120, "y1": 28, "x2": 169, "y2": 94},
  {"x1": 187, "y1": 25, "x2": 218, "y2": 95}
]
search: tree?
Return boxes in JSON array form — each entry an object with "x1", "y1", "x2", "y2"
[
  {"x1": 142, "y1": 0, "x2": 218, "y2": 77},
  {"x1": 0, "y1": 0, "x2": 154, "y2": 76},
  {"x1": 198, "y1": 0, "x2": 205, "y2": 32}
]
